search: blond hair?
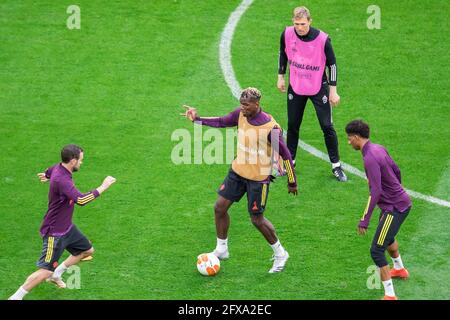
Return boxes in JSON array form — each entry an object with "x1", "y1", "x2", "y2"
[
  {"x1": 240, "y1": 87, "x2": 261, "y2": 102},
  {"x1": 293, "y1": 6, "x2": 311, "y2": 21}
]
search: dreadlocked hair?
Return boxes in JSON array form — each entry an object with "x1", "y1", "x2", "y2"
[{"x1": 240, "y1": 87, "x2": 261, "y2": 102}]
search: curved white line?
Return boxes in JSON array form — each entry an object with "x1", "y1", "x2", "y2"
[
  {"x1": 219, "y1": 0, "x2": 254, "y2": 100},
  {"x1": 219, "y1": 0, "x2": 450, "y2": 208}
]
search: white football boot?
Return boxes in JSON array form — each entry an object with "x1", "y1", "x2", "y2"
[
  {"x1": 269, "y1": 250, "x2": 289, "y2": 273},
  {"x1": 46, "y1": 276, "x2": 67, "y2": 288},
  {"x1": 212, "y1": 248, "x2": 229, "y2": 260}
]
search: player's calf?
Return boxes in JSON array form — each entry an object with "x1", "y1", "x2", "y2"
[
  {"x1": 370, "y1": 245, "x2": 388, "y2": 269},
  {"x1": 9, "y1": 269, "x2": 53, "y2": 300}
]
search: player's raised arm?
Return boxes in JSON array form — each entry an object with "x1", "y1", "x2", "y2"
[
  {"x1": 60, "y1": 181, "x2": 99, "y2": 207},
  {"x1": 60, "y1": 176, "x2": 116, "y2": 207},
  {"x1": 181, "y1": 105, "x2": 240, "y2": 128}
]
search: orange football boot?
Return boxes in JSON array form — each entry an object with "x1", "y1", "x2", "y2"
[
  {"x1": 81, "y1": 255, "x2": 93, "y2": 262},
  {"x1": 390, "y1": 268, "x2": 409, "y2": 279},
  {"x1": 382, "y1": 295, "x2": 398, "y2": 300}
]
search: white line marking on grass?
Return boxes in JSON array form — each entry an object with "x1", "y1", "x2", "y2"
[
  {"x1": 219, "y1": 0, "x2": 254, "y2": 100},
  {"x1": 219, "y1": 0, "x2": 450, "y2": 208},
  {"x1": 299, "y1": 141, "x2": 450, "y2": 208}
]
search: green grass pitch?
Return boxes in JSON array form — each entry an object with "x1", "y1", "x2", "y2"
[{"x1": 0, "y1": 0, "x2": 449, "y2": 299}]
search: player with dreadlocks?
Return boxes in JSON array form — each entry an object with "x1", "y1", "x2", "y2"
[{"x1": 181, "y1": 87, "x2": 297, "y2": 273}]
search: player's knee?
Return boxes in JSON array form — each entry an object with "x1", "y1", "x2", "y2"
[
  {"x1": 250, "y1": 214, "x2": 264, "y2": 227},
  {"x1": 84, "y1": 247, "x2": 94, "y2": 256},
  {"x1": 214, "y1": 201, "x2": 227, "y2": 215},
  {"x1": 28, "y1": 269, "x2": 52, "y2": 282},
  {"x1": 41, "y1": 269, "x2": 52, "y2": 280},
  {"x1": 387, "y1": 238, "x2": 396, "y2": 247},
  {"x1": 370, "y1": 245, "x2": 387, "y2": 267}
]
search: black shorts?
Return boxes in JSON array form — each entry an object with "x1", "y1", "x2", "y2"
[
  {"x1": 37, "y1": 225, "x2": 92, "y2": 271},
  {"x1": 218, "y1": 169, "x2": 270, "y2": 215},
  {"x1": 371, "y1": 208, "x2": 410, "y2": 252}
]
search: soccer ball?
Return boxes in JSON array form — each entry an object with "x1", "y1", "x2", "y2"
[{"x1": 196, "y1": 253, "x2": 220, "y2": 276}]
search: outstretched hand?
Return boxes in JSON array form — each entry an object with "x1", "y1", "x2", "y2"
[
  {"x1": 180, "y1": 105, "x2": 197, "y2": 121},
  {"x1": 37, "y1": 173, "x2": 49, "y2": 183}
]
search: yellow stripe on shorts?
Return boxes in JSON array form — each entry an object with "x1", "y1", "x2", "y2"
[
  {"x1": 377, "y1": 215, "x2": 393, "y2": 246},
  {"x1": 261, "y1": 184, "x2": 267, "y2": 207},
  {"x1": 45, "y1": 236, "x2": 54, "y2": 263}
]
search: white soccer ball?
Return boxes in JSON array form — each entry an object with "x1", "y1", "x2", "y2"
[{"x1": 196, "y1": 253, "x2": 220, "y2": 276}]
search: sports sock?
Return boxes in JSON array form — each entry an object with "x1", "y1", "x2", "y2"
[
  {"x1": 9, "y1": 286, "x2": 28, "y2": 300},
  {"x1": 270, "y1": 240, "x2": 286, "y2": 256},
  {"x1": 52, "y1": 262, "x2": 68, "y2": 279},
  {"x1": 382, "y1": 279, "x2": 396, "y2": 297},
  {"x1": 332, "y1": 162, "x2": 341, "y2": 169},
  {"x1": 391, "y1": 255, "x2": 404, "y2": 270},
  {"x1": 215, "y1": 238, "x2": 228, "y2": 252}
]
